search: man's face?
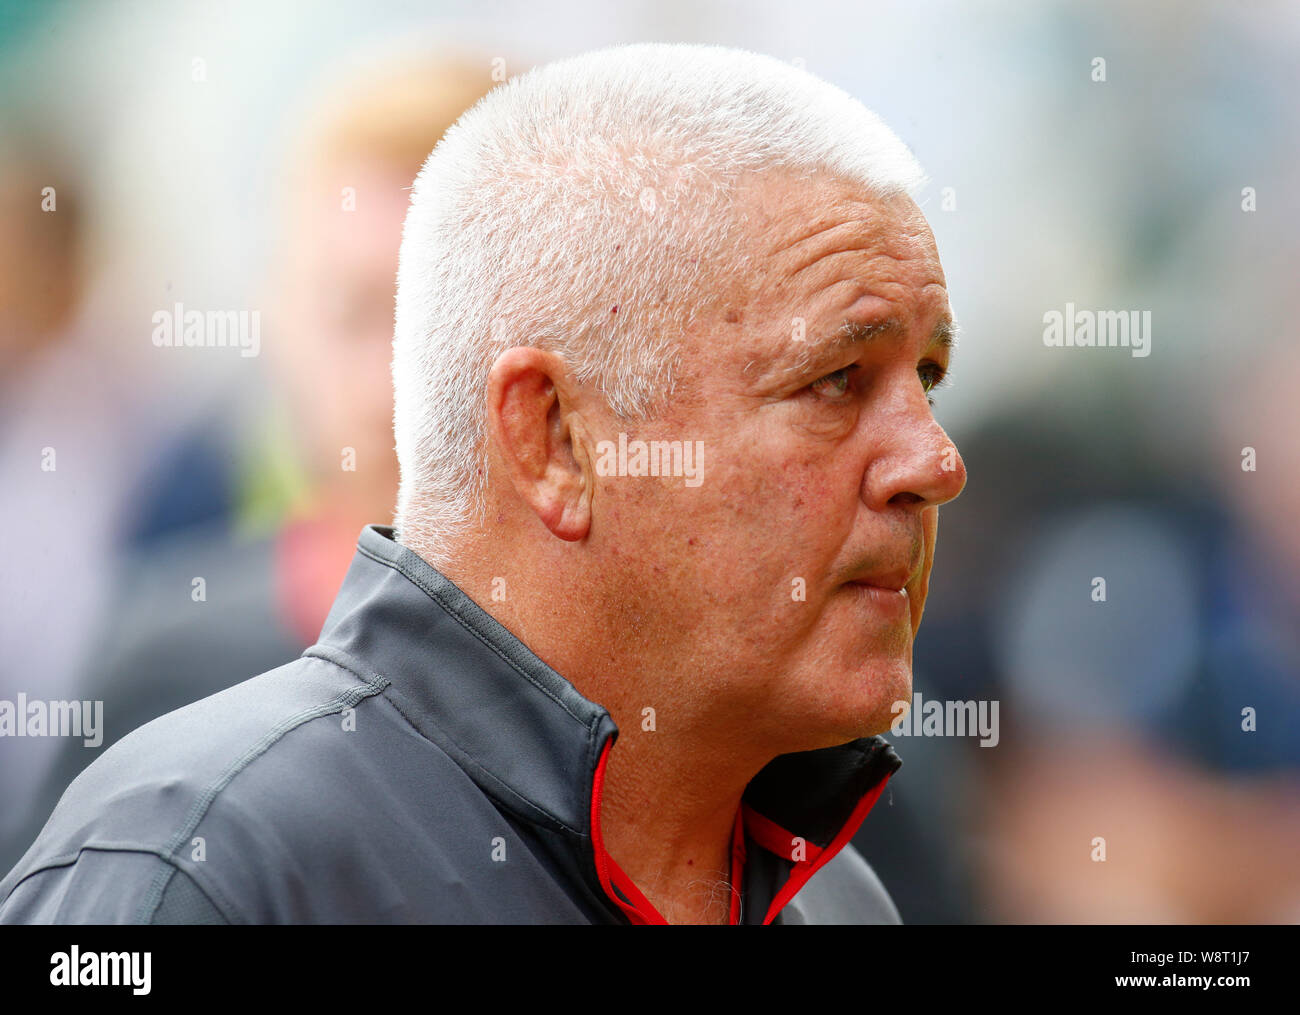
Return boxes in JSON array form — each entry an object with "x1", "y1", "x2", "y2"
[{"x1": 588, "y1": 172, "x2": 966, "y2": 751}]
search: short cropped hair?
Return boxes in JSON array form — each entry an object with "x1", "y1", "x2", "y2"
[{"x1": 392, "y1": 42, "x2": 926, "y2": 563}]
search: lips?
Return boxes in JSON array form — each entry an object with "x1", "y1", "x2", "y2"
[
  {"x1": 848, "y1": 578, "x2": 906, "y2": 593},
  {"x1": 844, "y1": 577, "x2": 911, "y2": 620}
]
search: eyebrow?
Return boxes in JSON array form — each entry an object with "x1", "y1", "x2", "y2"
[{"x1": 771, "y1": 315, "x2": 959, "y2": 378}]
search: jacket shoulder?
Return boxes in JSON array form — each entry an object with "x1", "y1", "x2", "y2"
[
  {"x1": 0, "y1": 849, "x2": 228, "y2": 924},
  {"x1": 0, "y1": 650, "x2": 388, "y2": 921}
]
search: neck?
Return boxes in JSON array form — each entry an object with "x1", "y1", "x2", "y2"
[
  {"x1": 594, "y1": 686, "x2": 753, "y2": 924},
  {"x1": 439, "y1": 532, "x2": 770, "y2": 924}
]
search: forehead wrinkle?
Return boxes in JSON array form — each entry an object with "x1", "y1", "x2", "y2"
[
  {"x1": 760, "y1": 207, "x2": 895, "y2": 282},
  {"x1": 786, "y1": 242, "x2": 887, "y2": 282},
  {"x1": 769, "y1": 216, "x2": 862, "y2": 259},
  {"x1": 771, "y1": 220, "x2": 883, "y2": 281},
  {"x1": 773, "y1": 212, "x2": 931, "y2": 287},
  {"x1": 770, "y1": 211, "x2": 897, "y2": 281}
]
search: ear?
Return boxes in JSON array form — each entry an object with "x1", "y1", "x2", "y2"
[{"x1": 485, "y1": 347, "x2": 593, "y2": 541}]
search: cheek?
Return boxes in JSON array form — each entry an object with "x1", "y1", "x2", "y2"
[
  {"x1": 594, "y1": 422, "x2": 861, "y2": 613},
  {"x1": 766, "y1": 453, "x2": 860, "y2": 554},
  {"x1": 691, "y1": 446, "x2": 859, "y2": 593}
]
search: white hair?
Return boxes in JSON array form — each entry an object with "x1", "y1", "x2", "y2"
[{"x1": 392, "y1": 42, "x2": 926, "y2": 565}]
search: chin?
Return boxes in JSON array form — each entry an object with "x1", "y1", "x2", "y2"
[
  {"x1": 850, "y1": 658, "x2": 913, "y2": 738},
  {"x1": 791, "y1": 653, "x2": 914, "y2": 750},
  {"x1": 824, "y1": 593, "x2": 914, "y2": 733}
]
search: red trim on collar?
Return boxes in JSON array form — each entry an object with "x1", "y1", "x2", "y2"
[
  {"x1": 589, "y1": 737, "x2": 892, "y2": 925},
  {"x1": 752, "y1": 772, "x2": 894, "y2": 925},
  {"x1": 742, "y1": 804, "x2": 824, "y2": 864},
  {"x1": 589, "y1": 737, "x2": 746, "y2": 925}
]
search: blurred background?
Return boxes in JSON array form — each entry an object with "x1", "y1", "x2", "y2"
[{"x1": 1, "y1": 0, "x2": 1297, "y2": 922}]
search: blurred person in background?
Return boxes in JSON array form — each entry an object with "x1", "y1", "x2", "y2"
[
  {"x1": 0, "y1": 52, "x2": 497, "y2": 874},
  {"x1": 961, "y1": 3, "x2": 1300, "y2": 921},
  {"x1": 0, "y1": 125, "x2": 157, "y2": 855},
  {"x1": 979, "y1": 362, "x2": 1300, "y2": 923},
  {"x1": 917, "y1": 388, "x2": 1300, "y2": 923},
  {"x1": 858, "y1": 3, "x2": 1300, "y2": 925}
]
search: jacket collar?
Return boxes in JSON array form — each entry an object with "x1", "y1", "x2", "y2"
[{"x1": 316, "y1": 525, "x2": 901, "y2": 923}]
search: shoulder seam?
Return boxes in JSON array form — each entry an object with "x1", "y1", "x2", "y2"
[
  {"x1": 133, "y1": 671, "x2": 390, "y2": 923},
  {"x1": 0, "y1": 846, "x2": 242, "y2": 925}
]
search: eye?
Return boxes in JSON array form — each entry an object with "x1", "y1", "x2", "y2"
[
  {"x1": 918, "y1": 362, "x2": 948, "y2": 406},
  {"x1": 809, "y1": 366, "x2": 856, "y2": 401}
]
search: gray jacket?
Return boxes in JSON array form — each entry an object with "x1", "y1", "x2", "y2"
[{"x1": 0, "y1": 525, "x2": 903, "y2": 924}]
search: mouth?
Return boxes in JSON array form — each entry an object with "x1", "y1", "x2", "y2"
[
  {"x1": 846, "y1": 577, "x2": 907, "y2": 593},
  {"x1": 844, "y1": 579, "x2": 910, "y2": 618},
  {"x1": 844, "y1": 562, "x2": 914, "y2": 593}
]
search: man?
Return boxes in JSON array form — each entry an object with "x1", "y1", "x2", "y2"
[{"x1": 0, "y1": 42, "x2": 965, "y2": 925}]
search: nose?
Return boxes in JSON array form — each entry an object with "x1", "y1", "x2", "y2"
[{"x1": 862, "y1": 388, "x2": 967, "y2": 512}]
